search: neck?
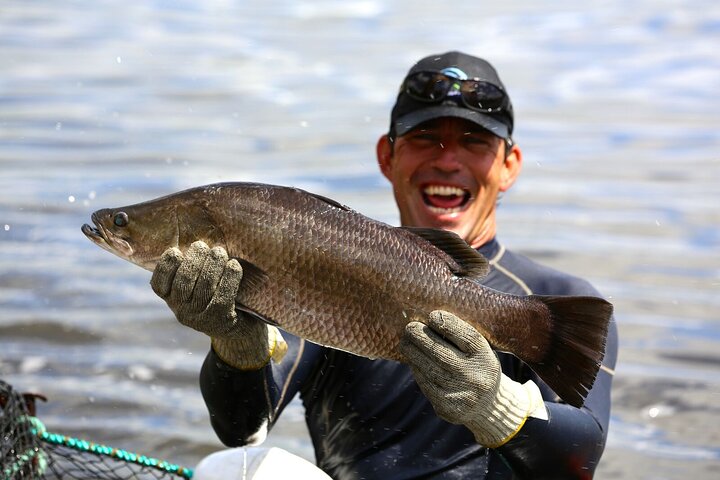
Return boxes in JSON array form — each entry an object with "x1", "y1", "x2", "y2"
[{"x1": 467, "y1": 210, "x2": 497, "y2": 249}]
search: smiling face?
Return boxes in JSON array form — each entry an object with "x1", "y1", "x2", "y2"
[{"x1": 377, "y1": 117, "x2": 522, "y2": 248}]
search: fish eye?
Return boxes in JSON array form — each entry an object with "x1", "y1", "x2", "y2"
[{"x1": 113, "y1": 212, "x2": 129, "y2": 227}]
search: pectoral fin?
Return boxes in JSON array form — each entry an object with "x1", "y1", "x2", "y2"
[
  {"x1": 235, "y1": 304, "x2": 280, "y2": 327},
  {"x1": 231, "y1": 257, "x2": 269, "y2": 292}
]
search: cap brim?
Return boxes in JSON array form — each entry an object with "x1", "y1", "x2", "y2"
[{"x1": 393, "y1": 105, "x2": 509, "y2": 139}]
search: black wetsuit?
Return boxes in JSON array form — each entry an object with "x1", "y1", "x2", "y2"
[{"x1": 199, "y1": 238, "x2": 619, "y2": 479}]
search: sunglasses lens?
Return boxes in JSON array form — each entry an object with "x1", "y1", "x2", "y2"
[
  {"x1": 404, "y1": 72, "x2": 507, "y2": 112},
  {"x1": 461, "y1": 81, "x2": 506, "y2": 112},
  {"x1": 405, "y1": 72, "x2": 451, "y2": 101}
]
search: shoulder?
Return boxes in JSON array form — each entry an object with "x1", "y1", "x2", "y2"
[{"x1": 487, "y1": 244, "x2": 601, "y2": 297}]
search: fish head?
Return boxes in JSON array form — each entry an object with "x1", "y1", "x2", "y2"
[{"x1": 82, "y1": 199, "x2": 183, "y2": 271}]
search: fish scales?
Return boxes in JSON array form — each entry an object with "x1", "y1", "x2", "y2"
[
  {"x1": 216, "y1": 184, "x2": 461, "y2": 360},
  {"x1": 82, "y1": 182, "x2": 612, "y2": 407}
]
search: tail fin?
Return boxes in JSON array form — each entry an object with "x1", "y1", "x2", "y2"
[{"x1": 526, "y1": 295, "x2": 613, "y2": 408}]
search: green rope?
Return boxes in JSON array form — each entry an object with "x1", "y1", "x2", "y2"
[{"x1": 13, "y1": 415, "x2": 194, "y2": 479}]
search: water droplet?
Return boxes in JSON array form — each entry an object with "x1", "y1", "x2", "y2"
[
  {"x1": 20, "y1": 356, "x2": 47, "y2": 373},
  {"x1": 655, "y1": 220, "x2": 661, "y2": 226},
  {"x1": 88, "y1": 191, "x2": 96, "y2": 200},
  {"x1": 3, "y1": 224, "x2": 9, "y2": 231},
  {"x1": 55, "y1": 122, "x2": 62, "y2": 130},
  {"x1": 300, "y1": 120, "x2": 309, "y2": 127},
  {"x1": 68, "y1": 195, "x2": 76, "y2": 203},
  {"x1": 116, "y1": 56, "x2": 122, "y2": 64},
  {"x1": 645, "y1": 404, "x2": 675, "y2": 419},
  {"x1": 128, "y1": 364, "x2": 155, "y2": 381}
]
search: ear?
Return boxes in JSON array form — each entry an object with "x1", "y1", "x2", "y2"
[
  {"x1": 376, "y1": 135, "x2": 394, "y2": 181},
  {"x1": 499, "y1": 142, "x2": 522, "y2": 192}
]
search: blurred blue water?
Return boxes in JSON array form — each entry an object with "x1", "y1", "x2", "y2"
[{"x1": 1, "y1": 0, "x2": 719, "y2": 477}]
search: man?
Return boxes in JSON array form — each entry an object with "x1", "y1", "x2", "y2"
[{"x1": 151, "y1": 51, "x2": 618, "y2": 479}]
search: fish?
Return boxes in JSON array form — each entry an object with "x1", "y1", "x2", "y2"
[{"x1": 82, "y1": 182, "x2": 612, "y2": 407}]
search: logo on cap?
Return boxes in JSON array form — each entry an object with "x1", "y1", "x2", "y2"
[
  {"x1": 440, "y1": 67, "x2": 468, "y2": 80},
  {"x1": 440, "y1": 67, "x2": 467, "y2": 97}
]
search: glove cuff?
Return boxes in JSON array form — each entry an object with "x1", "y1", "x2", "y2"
[
  {"x1": 467, "y1": 375, "x2": 544, "y2": 448},
  {"x1": 211, "y1": 326, "x2": 288, "y2": 371}
]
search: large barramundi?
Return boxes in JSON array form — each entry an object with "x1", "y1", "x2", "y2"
[{"x1": 82, "y1": 182, "x2": 612, "y2": 407}]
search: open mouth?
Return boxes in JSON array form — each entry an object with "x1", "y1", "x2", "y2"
[
  {"x1": 81, "y1": 213, "x2": 107, "y2": 247},
  {"x1": 81, "y1": 212, "x2": 133, "y2": 257},
  {"x1": 81, "y1": 223, "x2": 102, "y2": 240},
  {"x1": 422, "y1": 185, "x2": 471, "y2": 214}
]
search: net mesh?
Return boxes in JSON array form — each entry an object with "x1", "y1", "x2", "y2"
[{"x1": 1, "y1": 380, "x2": 193, "y2": 480}]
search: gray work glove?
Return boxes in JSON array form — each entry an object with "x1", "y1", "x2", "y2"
[
  {"x1": 400, "y1": 310, "x2": 546, "y2": 448},
  {"x1": 150, "y1": 241, "x2": 286, "y2": 370}
]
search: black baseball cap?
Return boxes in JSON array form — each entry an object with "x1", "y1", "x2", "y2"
[{"x1": 389, "y1": 51, "x2": 514, "y2": 140}]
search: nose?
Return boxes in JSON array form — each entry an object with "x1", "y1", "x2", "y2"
[{"x1": 431, "y1": 140, "x2": 462, "y2": 171}]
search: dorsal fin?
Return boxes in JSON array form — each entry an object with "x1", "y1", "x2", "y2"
[
  {"x1": 302, "y1": 189, "x2": 352, "y2": 211},
  {"x1": 401, "y1": 227, "x2": 490, "y2": 280}
]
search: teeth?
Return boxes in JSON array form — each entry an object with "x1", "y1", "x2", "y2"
[
  {"x1": 428, "y1": 206, "x2": 463, "y2": 214},
  {"x1": 422, "y1": 185, "x2": 468, "y2": 214},
  {"x1": 423, "y1": 185, "x2": 465, "y2": 196}
]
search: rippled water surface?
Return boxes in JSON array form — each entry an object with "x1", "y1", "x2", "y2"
[{"x1": 1, "y1": 1, "x2": 719, "y2": 478}]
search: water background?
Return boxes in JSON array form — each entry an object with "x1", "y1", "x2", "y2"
[{"x1": 1, "y1": 1, "x2": 719, "y2": 478}]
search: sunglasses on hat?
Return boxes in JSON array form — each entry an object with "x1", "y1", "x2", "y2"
[{"x1": 401, "y1": 71, "x2": 508, "y2": 113}]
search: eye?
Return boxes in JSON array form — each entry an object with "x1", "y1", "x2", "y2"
[
  {"x1": 407, "y1": 132, "x2": 440, "y2": 145},
  {"x1": 113, "y1": 212, "x2": 129, "y2": 227},
  {"x1": 463, "y1": 135, "x2": 491, "y2": 146}
]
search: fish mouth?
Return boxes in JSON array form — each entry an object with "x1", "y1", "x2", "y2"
[
  {"x1": 81, "y1": 222, "x2": 104, "y2": 244},
  {"x1": 421, "y1": 184, "x2": 472, "y2": 215},
  {"x1": 82, "y1": 212, "x2": 133, "y2": 257}
]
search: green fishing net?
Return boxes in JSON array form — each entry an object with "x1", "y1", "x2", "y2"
[{"x1": 1, "y1": 380, "x2": 193, "y2": 480}]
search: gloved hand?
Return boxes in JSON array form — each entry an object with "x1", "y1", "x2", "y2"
[
  {"x1": 399, "y1": 310, "x2": 546, "y2": 448},
  {"x1": 150, "y1": 241, "x2": 286, "y2": 370}
]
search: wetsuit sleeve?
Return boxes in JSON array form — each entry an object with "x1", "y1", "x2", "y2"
[
  {"x1": 199, "y1": 332, "x2": 322, "y2": 447},
  {"x1": 497, "y1": 316, "x2": 619, "y2": 479}
]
